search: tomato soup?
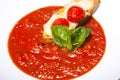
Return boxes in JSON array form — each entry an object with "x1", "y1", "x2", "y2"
[{"x1": 8, "y1": 6, "x2": 106, "y2": 80}]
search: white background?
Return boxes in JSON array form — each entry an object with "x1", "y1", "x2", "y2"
[{"x1": 0, "y1": 0, "x2": 120, "y2": 80}]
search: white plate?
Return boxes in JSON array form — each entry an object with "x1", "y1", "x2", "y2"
[{"x1": 0, "y1": 0, "x2": 120, "y2": 80}]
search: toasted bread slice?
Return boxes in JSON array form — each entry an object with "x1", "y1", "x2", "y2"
[{"x1": 42, "y1": 0, "x2": 100, "y2": 44}]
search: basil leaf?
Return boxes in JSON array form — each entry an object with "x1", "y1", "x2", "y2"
[
  {"x1": 71, "y1": 27, "x2": 91, "y2": 49},
  {"x1": 51, "y1": 26, "x2": 72, "y2": 51},
  {"x1": 51, "y1": 26, "x2": 91, "y2": 51}
]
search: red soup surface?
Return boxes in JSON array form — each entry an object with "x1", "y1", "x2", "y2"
[{"x1": 8, "y1": 6, "x2": 106, "y2": 80}]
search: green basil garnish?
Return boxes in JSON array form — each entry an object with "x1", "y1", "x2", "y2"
[
  {"x1": 71, "y1": 27, "x2": 91, "y2": 49},
  {"x1": 51, "y1": 26, "x2": 91, "y2": 51},
  {"x1": 51, "y1": 26, "x2": 72, "y2": 51}
]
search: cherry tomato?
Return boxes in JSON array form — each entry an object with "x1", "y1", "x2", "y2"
[
  {"x1": 52, "y1": 18, "x2": 69, "y2": 27},
  {"x1": 67, "y1": 6, "x2": 85, "y2": 23}
]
